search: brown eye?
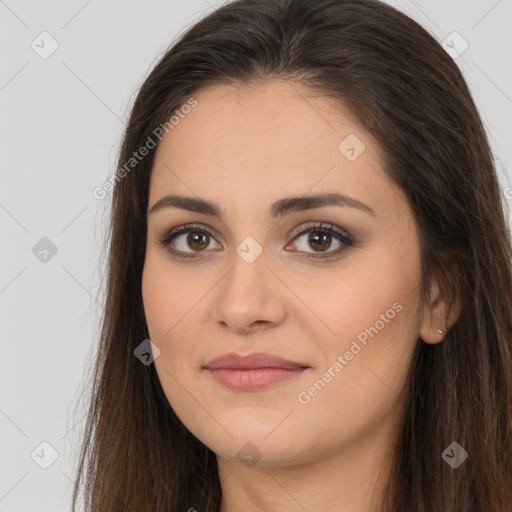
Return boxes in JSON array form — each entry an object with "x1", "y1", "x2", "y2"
[
  {"x1": 159, "y1": 221, "x2": 353, "y2": 261},
  {"x1": 158, "y1": 223, "x2": 221, "y2": 259},
  {"x1": 288, "y1": 222, "x2": 354, "y2": 260},
  {"x1": 307, "y1": 231, "x2": 333, "y2": 252},
  {"x1": 185, "y1": 231, "x2": 210, "y2": 251}
]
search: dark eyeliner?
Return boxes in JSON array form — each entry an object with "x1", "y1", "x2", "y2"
[
  {"x1": 157, "y1": 223, "x2": 212, "y2": 260},
  {"x1": 289, "y1": 222, "x2": 353, "y2": 260},
  {"x1": 157, "y1": 221, "x2": 354, "y2": 260}
]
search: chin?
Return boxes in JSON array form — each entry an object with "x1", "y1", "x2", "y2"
[{"x1": 194, "y1": 424, "x2": 315, "y2": 467}]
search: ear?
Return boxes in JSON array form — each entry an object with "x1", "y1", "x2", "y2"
[{"x1": 419, "y1": 272, "x2": 461, "y2": 344}]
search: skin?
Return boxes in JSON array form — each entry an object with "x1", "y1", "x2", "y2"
[{"x1": 141, "y1": 79, "x2": 456, "y2": 511}]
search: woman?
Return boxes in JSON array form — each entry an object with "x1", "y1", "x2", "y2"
[{"x1": 72, "y1": 0, "x2": 512, "y2": 510}]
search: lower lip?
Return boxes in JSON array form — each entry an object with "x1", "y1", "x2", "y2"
[{"x1": 206, "y1": 367, "x2": 307, "y2": 391}]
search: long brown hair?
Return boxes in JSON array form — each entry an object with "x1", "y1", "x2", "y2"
[{"x1": 71, "y1": 0, "x2": 512, "y2": 510}]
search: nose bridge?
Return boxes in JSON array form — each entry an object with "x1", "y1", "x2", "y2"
[
  {"x1": 211, "y1": 236, "x2": 285, "y2": 330},
  {"x1": 224, "y1": 235, "x2": 269, "y2": 299}
]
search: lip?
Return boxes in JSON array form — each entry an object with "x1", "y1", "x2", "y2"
[
  {"x1": 204, "y1": 352, "x2": 310, "y2": 370},
  {"x1": 203, "y1": 352, "x2": 310, "y2": 391}
]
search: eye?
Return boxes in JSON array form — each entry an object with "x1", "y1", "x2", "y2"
[
  {"x1": 286, "y1": 221, "x2": 353, "y2": 260},
  {"x1": 157, "y1": 223, "x2": 221, "y2": 260},
  {"x1": 157, "y1": 221, "x2": 353, "y2": 260}
]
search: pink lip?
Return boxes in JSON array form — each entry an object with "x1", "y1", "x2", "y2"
[{"x1": 203, "y1": 352, "x2": 310, "y2": 391}]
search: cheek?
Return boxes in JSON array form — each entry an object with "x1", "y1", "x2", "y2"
[
  {"x1": 141, "y1": 253, "x2": 209, "y2": 378},
  {"x1": 141, "y1": 262, "x2": 168, "y2": 341},
  {"x1": 298, "y1": 257, "x2": 417, "y2": 351},
  {"x1": 142, "y1": 252, "x2": 199, "y2": 341},
  {"x1": 141, "y1": 259, "x2": 200, "y2": 418}
]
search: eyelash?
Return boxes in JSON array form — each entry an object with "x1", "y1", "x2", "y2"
[{"x1": 157, "y1": 222, "x2": 354, "y2": 261}]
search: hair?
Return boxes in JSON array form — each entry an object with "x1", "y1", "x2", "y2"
[{"x1": 71, "y1": 0, "x2": 512, "y2": 510}]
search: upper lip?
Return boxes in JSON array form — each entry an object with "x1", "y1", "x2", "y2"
[{"x1": 204, "y1": 352, "x2": 310, "y2": 370}]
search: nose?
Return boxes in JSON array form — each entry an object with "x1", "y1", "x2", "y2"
[{"x1": 211, "y1": 247, "x2": 287, "y2": 334}]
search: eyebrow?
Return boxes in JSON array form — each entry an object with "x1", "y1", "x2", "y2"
[{"x1": 148, "y1": 192, "x2": 376, "y2": 218}]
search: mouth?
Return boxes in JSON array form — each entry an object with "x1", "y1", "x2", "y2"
[
  {"x1": 203, "y1": 352, "x2": 311, "y2": 391},
  {"x1": 206, "y1": 367, "x2": 308, "y2": 391}
]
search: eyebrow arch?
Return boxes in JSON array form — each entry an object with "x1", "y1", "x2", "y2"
[{"x1": 148, "y1": 192, "x2": 376, "y2": 218}]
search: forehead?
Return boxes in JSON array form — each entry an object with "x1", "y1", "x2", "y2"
[{"x1": 148, "y1": 79, "x2": 397, "y2": 219}]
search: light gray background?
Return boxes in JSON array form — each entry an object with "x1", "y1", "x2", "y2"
[{"x1": 1, "y1": 1, "x2": 511, "y2": 510}]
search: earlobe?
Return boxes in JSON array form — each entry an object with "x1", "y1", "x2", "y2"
[
  {"x1": 419, "y1": 275, "x2": 461, "y2": 344},
  {"x1": 419, "y1": 311, "x2": 447, "y2": 344}
]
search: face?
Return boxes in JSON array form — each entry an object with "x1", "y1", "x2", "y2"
[{"x1": 142, "y1": 79, "x2": 431, "y2": 468}]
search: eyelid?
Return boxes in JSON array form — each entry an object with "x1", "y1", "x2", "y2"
[
  {"x1": 292, "y1": 221, "x2": 351, "y2": 240},
  {"x1": 159, "y1": 222, "x2": 222, "y2": 244}
]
